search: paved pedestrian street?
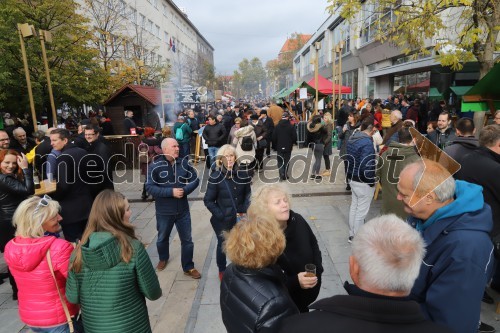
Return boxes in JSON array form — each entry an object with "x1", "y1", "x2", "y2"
[{"x1": 1, "y1": 148, "x2": 499, "y2": 332}]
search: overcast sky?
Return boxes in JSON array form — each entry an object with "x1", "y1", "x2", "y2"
[{"x1": 174, "y1": 0, "x2": 331, "y2": 75}]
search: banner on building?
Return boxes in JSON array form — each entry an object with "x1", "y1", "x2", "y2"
[{"x1": 161, "y1": 82, "x2": 175, "y2": 104}]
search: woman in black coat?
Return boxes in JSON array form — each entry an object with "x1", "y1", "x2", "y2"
[
  {"x1": 306, "y1": 115, "x2": 328, "y2": 180},
  {"x1": 248, "y1": 185, "x2": 323, "y2": 313},
  {"x1": 220, "y1": 214, "x2": 299, "y2": 333},
  {"x1": 0, "y1": 149, "x2": 34, "y2": 298},
  {"x1": 203, "y1": 144, "x2": 251, "y2": 280}
]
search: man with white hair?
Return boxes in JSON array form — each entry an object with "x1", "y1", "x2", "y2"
[
  {"x1": 10, "y1": 127, "x2": 35, "y2": 154},
  {"x1": 381, "y1": 110, "x2": 403, "y2": 146},
  {"x1": 397, "y1": 159, "x2": 493, "y2": 333},
  {"x1": 280, "y1": 215, "x2": 452, "y2": 333}
]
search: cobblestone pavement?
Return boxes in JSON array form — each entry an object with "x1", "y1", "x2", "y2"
[{"x1": 1, "y1": 148, "x2": 499, "y2": 332}]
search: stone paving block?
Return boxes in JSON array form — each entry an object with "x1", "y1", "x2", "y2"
[
  {"x1": 132, "y1": 218, "x2": 152, "y2": 230},
  {"x1": 192, "y1": 304, "x2": 224, "y2": 333},
  {"x1": 200, "y1": 277, "x2": 221, "y2": 305},
  {"x1": 152, "y1": 280, "x2": 198, "y2": 333},
  {"x1": 0, "y1": 308, "x2": 25, "y2": 333}
]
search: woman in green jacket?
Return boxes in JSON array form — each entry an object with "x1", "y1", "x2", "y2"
[{"x1": 66, "y1": 190, "x2": 162, "y2": 333}]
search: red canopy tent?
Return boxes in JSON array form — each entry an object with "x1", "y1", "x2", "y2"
[{"x1": 307, "y1": 75, "x2": 352, "y2": 94}]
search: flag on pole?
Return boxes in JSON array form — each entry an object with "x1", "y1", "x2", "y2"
[
  {"x1": 169, "y1": 37, "x2": 173, "y2": 50},
  {"x1": 172, "y1": 38, "x2": 176, "y2": 53}
]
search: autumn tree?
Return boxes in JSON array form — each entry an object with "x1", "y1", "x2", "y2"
[
  {"x1": 266, "y1": 33, "x2": 308, "y2": 91},
  {"x1": 326, "y1": 0, "x2": 500, "y2": 127},
  {"x1": 0, "y1": 0, "x2": 108, "y2": 116},
  {"x1": 233, "y1": 57, "x2": 266, "y2": 99}
]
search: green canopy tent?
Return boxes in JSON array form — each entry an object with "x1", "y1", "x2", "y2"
[
  {"x1": 272, "y1": 87, "x2": 287, "y2": 99},
  {"x1": 275, "y1": 81, "x2": 327, "y2": 99},
  {"x1": 462, "y1": 63, "x2": 500, "y2": 114},
  {"x1": 429, "y1": 87, "x2": 442, "y2": 101}
]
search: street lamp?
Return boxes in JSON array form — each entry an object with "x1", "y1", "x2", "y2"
[
  {"x1": 313, "y1": 41, "x2": 321, "y2": 115},
  {"x1": 335, "y1": 41, "x2": 344, "y2": 111},
  {"x1": 39, "y1": 29, "x2": 57, "y2": 127},
  {"x1": 17, "y1": 23, "x2": 38, "y2": 131}
]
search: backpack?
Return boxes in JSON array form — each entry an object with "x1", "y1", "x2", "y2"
[
  {"x1": 240, "y1": 136, "x2": 253, "y2": 151},
  {"x1": 175, "y1": 124, "x2": 185, "y2": 141}
]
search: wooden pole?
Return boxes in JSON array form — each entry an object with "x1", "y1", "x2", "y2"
[
  {"x1": 40, "y1": 30, "x2": 57, "y2": 127},
  {"x1": 18, "y1": 24, "x2": 37, "y2": 131},
  {"x1": 332, "y1": 47, "x2": 336, "y2": 124}
]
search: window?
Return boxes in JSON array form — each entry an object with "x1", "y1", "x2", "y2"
[
  {"x1": 162, "y1": 4, "x2": 168, "y2": 17},
  {"x1": 341, "y1": 69, "x2": 358, "y2": 98},
  {"x1": 140, "y1": 14, "x2": 146, "y2": 29},
  {"x1": 119, "y1": 0, "x2": 126, "y2": 16},
  {"x1": 360, "y1": 2, "x2": 398, "y2": 45},
  {"x1": 332, "y1": 20, "x2": 350, "y2": 56},
  {"x1": 154, "y1": 25, "x2": 160, "y2": 38},
  {"x1": 164, "y1": 31, "x2": 169, "y2": 42},
  {"x1": 303, "y1": 51, "x2": 311, "y2": 76},
  {"x1": 129, "y1": 7, "x2": 137, "y2": 24},
  {"x1": 147, "y1": 19, "x2": 153, "y2": 32},
  {"x1": 153, "y1": 0, "x2": 158, "y2": 9}
]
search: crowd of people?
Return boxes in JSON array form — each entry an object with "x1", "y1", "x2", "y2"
[{"x1": 0, "y1": 99, "x2": 499, "y2": 333}]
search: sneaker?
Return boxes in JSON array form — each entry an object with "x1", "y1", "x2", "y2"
[
  {"x1": 219, "y1": 271, "x2": 224, "y2": 281},
  {"x1": 310, "y1": 175, "x2": 315, "y2": 180},
  {"x1": 184, "y1": 268, "x2": 201, "y2": 279},
  {"x1": 478, "y1": 322, "x2": 495, "y2": 333},
  {"x1": 346, "y1": 184, "x2": 351, "y2": 191},
  {"x1": 156, "y1": 260, "x2": 167, "y2": 272},
  {"x1": 348, "y1": 236, "x2": 353, "y2": 243},
  {"x1": 315, "y1": 175, "x2": 322, "y2": 181},
  {"x1": 483, "y1": 291, "x2": 495, "y2": 304},
  {"x1": 321, "y1": 170, "x2": 331, "y2": 176}
]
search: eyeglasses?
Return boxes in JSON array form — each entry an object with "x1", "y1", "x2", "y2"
[{"x1": 34, "y1": 195, "x2": 52, "y2": 216}]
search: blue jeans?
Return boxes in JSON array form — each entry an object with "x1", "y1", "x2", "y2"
[
  {"x1": 207, "y1": 146, "x2": 219, "y2": 169},
  {"x1": 31, "y1": 318, "x2": 83, "y2": 333},
  {"x1": 210, "y1": 217, "x2": 226, "y2": 272},
  {"x1": 156, "y1": 211, "x2": 194, "y2": 271},
  {"x1": 179, "y1": 142, "x2": 190, "y2": 159}
]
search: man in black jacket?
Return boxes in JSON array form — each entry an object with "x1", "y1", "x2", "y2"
[
  {"x1": 427, "y1": 112, "x2": 456, "y2": 149},
  {"x1": 50, "y1": 128, "x2": 93, "y2": 242},
  {"x1": 260, "y1": 110, "x2": 274, "y2": 157},
  {"x1": 83, "y1": 125, "x2": 114, "y2": 199},
  {"x1": 9, "y1": 127, "x2": 36, "y2": 154},
  {"x1": 273, "y1": 112, "x2": 297, "y2": 181},
  {"x1": 202, "y1": 115, "x2": 226, "y2": 169},
  {"x1": 444, "y1": 117, "x2": 478, "y2": 166},
  {"x1": 280, "y1": 215, "x2": 453, "y2": 333},
  {"x1": 456, "y1": 124, "x2": 500, "y2": 291}
]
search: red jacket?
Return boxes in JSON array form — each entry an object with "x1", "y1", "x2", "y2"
[{"x1": 4, "y1": 236, "x2": 79, "y2": 327}]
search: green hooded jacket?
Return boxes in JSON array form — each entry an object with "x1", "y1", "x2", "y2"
[{"x1": 66, "y1": 232, "x2": 161, "y2": 333}]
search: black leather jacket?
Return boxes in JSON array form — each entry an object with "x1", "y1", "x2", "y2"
[
  {"x1": 220, "y1": 264, "x2": 299, "y2": 333},
  {"x1": 0, "y1": 170, "x2": 34, "y2": 251}
]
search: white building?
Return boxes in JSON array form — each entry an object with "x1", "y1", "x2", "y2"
[{"x1": 77, "y1": 0, "x2": 214, "y2": 86}]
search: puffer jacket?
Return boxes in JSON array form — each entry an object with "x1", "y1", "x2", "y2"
[
  {"x1": 233, "y1": 125, "x2": 256, "y2": 164},
  {"x1": 0, "y1": 170, "x2": 34, "y2": 252},
  {"x1": 202, "y1": 123, "x2": 226, "y2": 147},
  {"x1": 204, "y1": 167, "x2": 251, "y2": 230},
  {"x1": 306, "y1": 121, "x2": 327, "y2": 146},
  {"x1": 4, "y1": 236, "x2": 78, "y2": 327},
  {"x1": 346, "y1": 130, "x2": 376, "y2": 184},
  {"x1": 220, "y1": 264, "x2": 299, "y2": 333},
  {"x1": 66, "y1": 232, "x2": 162, "y2": 333}
]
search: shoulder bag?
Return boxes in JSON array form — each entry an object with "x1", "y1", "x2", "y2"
[{"x1": 46, "y1": 249, "x2": 75, "y2": 333}]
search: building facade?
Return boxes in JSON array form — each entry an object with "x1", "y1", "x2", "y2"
[
  {"x1": 292, "y1": 6, "x2": 495, "y2": 108},
  {"x1": 77, "y1": 0, "x2": 214, "y2": 87}
]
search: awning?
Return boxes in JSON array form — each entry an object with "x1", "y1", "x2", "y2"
[
  {"x1": 273, "y1": 87, "x2": 287, "y2": 98},
  {"x1": 307, "y1": 75, "x2": 352, "y2": 94},
  {"x1": 450, "y1": 86, "x2": 473, "y2": 97},
  {"x1": 463, "y1": 64, "x2": 500, "y2": 100},
  {"x1": 275, "y1": 81, "x2": 326, "y2": 99},
  {"x1": 429, "y1": 87, "x2": 442, "y2": 100}
]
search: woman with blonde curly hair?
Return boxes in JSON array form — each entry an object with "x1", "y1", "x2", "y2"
[
  {"x1": 248, "y1": 184, "x2": 323, "y2": 313},
  {"x1": 220, "y1": 214, "x2": 298, "y2": 333}
]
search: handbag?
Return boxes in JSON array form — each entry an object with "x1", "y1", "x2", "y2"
[
  {"x1": 257, "y1": 138, "x2": 267, "y2": 149},
  {"x1": 223, "y1": 178, "x2": 246, "y2": 224},
  {"x1": 46, "y1": 249, "x2": 75, "y2": 333}
]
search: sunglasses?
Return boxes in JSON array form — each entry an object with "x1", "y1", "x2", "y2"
[{"x1": 34, "y1": 195, "x2": 52, "y2": 216}]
